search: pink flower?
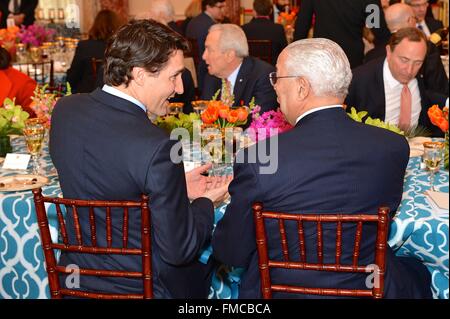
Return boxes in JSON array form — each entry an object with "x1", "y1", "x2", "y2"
[{"x1": 249, "y1": 107, "x2": 293, "y2": 142}]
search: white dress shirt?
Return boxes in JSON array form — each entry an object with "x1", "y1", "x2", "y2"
[
  {"x1": 383, "y1": 59, "x2": 422, "y2": 129},
  {"x1": 226, "y1": 62, "x2": 243, "y2": 94},
  {"x1": 102, "y1": 85, "x2": 147, "y2": 113},
  {"x1": 417, "y1": 20, "x2": 431, "y2": 38}
]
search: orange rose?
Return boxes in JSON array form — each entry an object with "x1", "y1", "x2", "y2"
[
  {"x1": 428, "y1": 105, "x2": 449, "y2": 133},
  {"x1": 227, "y1": 110, "x2": 239, "y2": 123},
  {"x1": 218, "y1": 104, "x2": 230, "y2": 119},
  {"x1": 236, "y1": 107, "x2": 248, "y2": 122},
  {"x1": 201, "y1": 105, "x2": 219, "y2": 124}
]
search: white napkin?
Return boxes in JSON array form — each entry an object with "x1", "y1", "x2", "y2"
[
  {"x1": 425, "y1": 190, "x2": 449, "y2": 217},
  {"x1": 408, "y1": 136, "x2": 431, "y2": 157}
]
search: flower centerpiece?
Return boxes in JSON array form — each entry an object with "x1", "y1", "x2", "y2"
[
  {"x1": 248, "y1": 106, "x2": 293, "y2": 142},
  {"x1": 0, "y1": 26, "x2": 20, "y2": 55},
  {"x1": 0, "y1": 98, "x2": 30, "y2": 156},
  {"x1": 30, "y1": 83, "x2": 72, "y2": 129},
  {"x1": 428, "y1": 105, "x2": 449, "y2": 169},
  {"x1": 17, "y1": 24, "x2": 56, "y2": 47}
]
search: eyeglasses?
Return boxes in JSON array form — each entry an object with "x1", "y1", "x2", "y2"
[{"x1": 269, "y1": 72, "x2": 299, "y2": 86}]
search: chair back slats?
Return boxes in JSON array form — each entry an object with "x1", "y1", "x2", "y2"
[
  {"x1": 278, "y1": 219, "x2": 289, "y2": 261},
  {"x1": 316, "y1": 221, "x2": 323, "y2": 264},
  {"x1": 252, "y1": 203, "x2": 390, "y2": 299},
  {"x1": 247, "y1": 40, "x2": 273, "y2": 65},
  {"x1": 297, "y1": 220, "x2": 306, "y2": 262},
  {"x1": 32, "y1": 188, "x2": 153, "y2": 299},
  {"x1": 55, "y1": 204, "x2": 69, "y2": 246},
  {"x1": 123, "y1": 207, "x2": 129, "y2": 249},
  {"x1": 352, "y1": 221, "x2": 363, "y2": 267},
  {"x1": 253, "y1": 202, "x2": 273, "y2": 299},
  {"x1": 140, "y1": 198, "x2": 153, "y2": 299},
  {"x1": 336, "y1": 221, "x2": 342, "y2": 265},
  {"x1": 89, "y1": 206, "x2": 97, "y2": 246},
  {"x1": 70, "y1": 205, "x2": 83, "y2": 245},
  {"x1": 106, "y1": 206, "x2": 112, "y2": 248},
  {"x1": 15, "y1": 60, "x2": 54, "y2": 86}
]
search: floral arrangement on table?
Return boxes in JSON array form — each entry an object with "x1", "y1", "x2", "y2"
[
  {"x1": 428, "y1": 104, "x2": 449, "y2": 169},
  {"x1": 16, "y1": 24, "x2": 56, "y2": 47},
  {"x1": 248, "y1": 106, "x2": 293, "y2": 142},
  {"x1": 200, "y1": 100, "x2": 249, "y2": 128},
  {"x1": 0, "y1": 26, "x2": 20, "y2": 54},
  {"x1": 0, "y1": 98, "x2": 30, "y2": 156},
  {"x1": 30, "y1": 83, "x2": 72, "y2": 129},
  {"x1": 347, "y1": 107, "x2": 404, "y2": 135},
  {"x1": 277, "y1": 7, "x2": 299, "y2": 28}
]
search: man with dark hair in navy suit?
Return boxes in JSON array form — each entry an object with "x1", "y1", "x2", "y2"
[
  {"x1": 212, "y1": 37, "x2": 432, "y2": 299},
  {"x1": 347, "y1": 27, "x2": 448, "y2": 136},
  {"x1": 242, "y1": 0, "x2": 288, "y2": 66},
  {"x1": 50, "y1": 19, "x2": 229, "y2": 298},
  {"x1": 186, "y1": 0, "x2": 226, "y2": 93},
  {"x1": 201, "y1": 23, "x2": 278, "y2": 117},
  {"x1": 405, "y1": 0, "x2": 444, "y2": 37}
]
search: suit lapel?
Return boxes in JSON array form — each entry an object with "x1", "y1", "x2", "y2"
[
  {"x1": 233, "y1": 57, "x2": 252, "y2": 106},
  {"x1": 376, "y1": 59, "x2": 387, "y2": 120}
]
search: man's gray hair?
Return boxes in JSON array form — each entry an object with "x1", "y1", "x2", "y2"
[
  {"x1": 209, "y1": 24, "x2": 249, "y2": 58},
  {"x1": 149, "y1": 0, "x2": 175, "y2": 20},
  {"x1": 404, "y1": 0, "x2": 428, "y2": 4},
  {"x1": 283, "y1": 38, "x2": 352, "y2": 99}
]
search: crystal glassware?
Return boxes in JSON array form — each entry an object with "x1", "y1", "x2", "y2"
[
  {"x1": 168, "y1": 102, "x2": 184, "y2": 116},
  {"x1": 23, "y1": 118, "x2": 46, "y2": 175},
  {"x1": 191, "y1": 100, "x2": 208, "y2": 115},
  {"x1": 423, "y1": 141, "x2": 444, "y2": 191}
]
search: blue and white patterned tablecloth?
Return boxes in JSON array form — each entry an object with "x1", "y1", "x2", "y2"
[
  {"x1": 0, "y1": 137, "x2": 448, "y2": 299},
  {"x1": 206, "y1": 155, "x2": 449, "y2": 300},
  {"x1": 0, "y1": 136, "x2": 61, "y2": 299}
]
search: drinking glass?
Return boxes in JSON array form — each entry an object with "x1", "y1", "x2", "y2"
[
  {"x1": 191, "y1": 100, "x2": 208, "y2": 115},
  {"x1": 29, "y1": 47, "x2": 42, "y2": 63},
  {"x1": 168, "y1": 102, "x2": 184, "y2": 116},
  {"x1": 423, "y1": 141, "x2": 444, "y2": 191},
  {"x1": 23, "y1": 118, "x2": 46, "y2": 175}
]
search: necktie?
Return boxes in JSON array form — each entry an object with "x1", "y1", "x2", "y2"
[
  {"x1": 398, "y1": 84, "x2": 412, "y2": 132},
  {"x1": 221, "y1": 79, "x2": 233, "y2": 106},
  {"x1": 417, "y1": 23, "x2": 425, "y2": 34}
]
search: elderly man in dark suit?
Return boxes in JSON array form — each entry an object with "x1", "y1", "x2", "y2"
[
  {"x1": 364, "y1": 3, "x2": 448, "y2": 95},
  {"x1": 242, "y1": 0, "x2": 288, "y2": 66},
  {"x1": 347, "y1": 27, "x2": 448, "y2": 136},
  {"x1": 201, "y1": 23, "x2": 278, "y2": 116},
  {"x1": 50, "y1": 20, "x2": 229, "y2": 298},
  {"x1": 293, "y1": 0, "x2": 391, "y2": 68},
  {"x1": 212, "y1": 37, "x2": 432, "y2": 299},
  {"x1": 405, "y1": 0, "x2": 443, "y2": 37},
  {"x1": 186, "y1": 0, "x2": 226, "y2": 93},
  {"x1": 0, "y1": 0, "x2": 38, "y2": 28}
]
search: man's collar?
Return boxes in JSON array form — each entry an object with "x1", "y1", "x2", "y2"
[
  {"x1": 295, "y1": 105, "x2": 343, "y2": 125},
  {"x1": 102, "y1": 85, "x2": 147, "y2": 112}
]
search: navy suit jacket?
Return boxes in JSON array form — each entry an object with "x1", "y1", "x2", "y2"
[
  {"x1": 201, "y1": 56, "x2": 278, "y2": 114},
  {"x1": 345, "y1": 57, "x2": 448, "y2": 136},
  {"x1": 293, "y1": 0, "x2": 391, "y2": 69},
  {"x1": 424, "y1": 16, "x2": 444, "y2": 34},
  {"x1": 0, "y1": 0, "x2": 38, "y2": 28},
  {"x1": 364, "y1": 38, "x2": 449, "y2": 96},
  {"x1": 212, "y1": 107, "x2": 432, "y2": 299},
  {"x1": 242, "y1": 17, "x2": 288, "y2": 65},
  {"x1": 186, "y1": 12, "x2": 216, "y2": 92},
  {"x1": 50, "y1": 89, "x2": 215, "y2": 298}
]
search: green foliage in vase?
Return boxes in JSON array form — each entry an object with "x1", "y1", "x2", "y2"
[
  {"x1": 154, "y1": 112, "x2": 200, "y2": 139},
  {"x1": 0, "y1": 98, "x2": 30, "y2": 136}
]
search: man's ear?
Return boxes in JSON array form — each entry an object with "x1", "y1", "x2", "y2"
[
  {"x1": 132, "y1": 67, "x2": 147, "y2": 86},
  {"x1": 296, "y1": 77, "x2": 310, "y2": 100}
]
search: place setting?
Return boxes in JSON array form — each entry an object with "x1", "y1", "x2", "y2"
[{"x1": 0, "y1": 118, "x2": 49, "y2": 192}]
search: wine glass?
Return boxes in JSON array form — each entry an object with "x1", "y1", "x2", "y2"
[
  {"x1": 23, "y1": 118, "x2": 46, "y2": 175},
  {"x1": 191, "y1": 100, "x2": 208, "y2": 115},
  {"x1": 168, "y1": 102, "x2": 184, "y2": 116},
  {"x1": 423, "y1": 141, "x2": 444, "y2": 191}
]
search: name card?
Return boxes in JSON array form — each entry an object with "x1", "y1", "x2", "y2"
[{"x1": 2, "y1": 153, "x2": 31, "y2": 170}]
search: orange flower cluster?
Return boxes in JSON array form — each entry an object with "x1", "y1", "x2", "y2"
[
  {"x1": 277, "y1": 11, "x2": 297, "y2": 27},
  {"x1": 201, "y1": 101, "x2": 249, "y2": 127},
  {"x1": 428, "y1": 105, "x2": 449, "y2": 133},
  {"x1": 0, "y1": 26, "x2": 20, "y2": 51}
]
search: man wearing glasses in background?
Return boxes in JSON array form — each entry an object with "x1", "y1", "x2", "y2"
[
  {"x1": 186, "y1": 0, "x2": 227, "y2": 93},
  {"x1": 405, "y1": 0, "x2": 444, "y2": 37}
]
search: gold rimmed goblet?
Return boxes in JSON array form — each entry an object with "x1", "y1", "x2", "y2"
[
  {"x1": 23, "y1": 118, "x2": 46, "y2": 175},
  {"x1": 191, "y1": 100, "x2": 208, "y2": 115}
]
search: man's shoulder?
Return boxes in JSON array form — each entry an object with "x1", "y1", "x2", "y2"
[
  {"x1": 352, "y1": 57, "x2": 384, "y2": 79},
  {"x1": 244, "y1": 56, "x2": 275, "y2": 74}
]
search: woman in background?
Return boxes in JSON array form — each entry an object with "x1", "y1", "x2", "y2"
[
  {"x1": 181, "y1": 0, "x2": 202, "y2": 36},
  {"x1": 0, "y1": 47, "x2": 36, "y2": 116},
  {"x1": 66, "y1": 10, "x2": 123, "y2": 93}
]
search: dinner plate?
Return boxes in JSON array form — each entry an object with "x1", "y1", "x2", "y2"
[{"x1": 0, "y1": 174, "x2": 49, "y2": 192}]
